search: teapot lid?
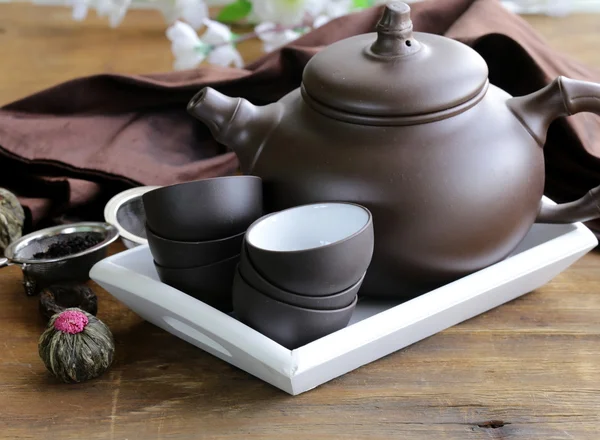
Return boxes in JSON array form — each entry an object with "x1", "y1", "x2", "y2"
[{"x1": 301, "y1": 2, "x2": 489, "y2": 124}]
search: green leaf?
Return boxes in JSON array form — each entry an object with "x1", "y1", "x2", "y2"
[
  {"x1": 352, "y1": 0, "x2": 373, "y2": 8},
  {"x1": 216, "y1": 0, "x2": 252, "y2": 23}
]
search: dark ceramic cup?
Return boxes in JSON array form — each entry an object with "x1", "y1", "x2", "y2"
[
  {"x1": 232, "y1": 270, "x2": 358, "y2": 349},
  {"x1": 154, "y1": 253, "x2": 239, "y2": 313},
  {"x1": 146, "y1": 224, "x2": 245, "y2": 268},
  {"x1": 239, "y1": 244, "x2": 363, "y2": 310},
  {"x1": 143, "y1": 176, "x2": 263, "y2": 242},
  {"x1": 245, "y1": 203, "x2": 374, "y2": 296}
]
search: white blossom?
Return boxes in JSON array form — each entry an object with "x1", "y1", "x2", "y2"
[
  {"x1": 161, "y1": 0, "x2": 209, "y2": 29},
  {"x1": 166, "y1": 19, "x2": 243, "y2": 70},
  {"x1": 254, "y1": 0, "x2": 354, "y2": 52},
  {"x1": 71, "y1": 0, "x2": 90, "y2": 21},
  {"x1": 255, "y1": 22, "x2": 303, "y2": 53},
  {"x1": 251, "y1": 0, "x2": 324, "y2": 26},
  {"x1": 208, "y1": 45, "x2": 244, "y2": 68},
  {"x1": 200, "y1": 18, "x2": 244, "y2": 67},
  {"x1": 313, "y1": 0, "x2": 354, "y2": 27},
  {"x1": 71, "y1": 0, "x2": 131, "y2": 27},
  {"x1": 546, "y1": 0, "x2": 571, "y2": 16},
  {"x1": 167, "y1": 21, "x2": 206, "y2": 70},
  {"x1": 199, "y1": 18, "x2": 234, "y2": 44}
]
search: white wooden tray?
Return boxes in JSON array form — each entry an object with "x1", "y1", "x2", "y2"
[{"x1": 90, "y1": 211, "x2": 597, "y2": 395}]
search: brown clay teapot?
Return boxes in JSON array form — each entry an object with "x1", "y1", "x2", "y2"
[{"x1": 188, "y1": 2, "x2": 600, "y2": 299}]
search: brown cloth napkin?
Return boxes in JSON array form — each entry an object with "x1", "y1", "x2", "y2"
[{"x1": 0, "y1": 0, "x2": 599, "y2": 233}]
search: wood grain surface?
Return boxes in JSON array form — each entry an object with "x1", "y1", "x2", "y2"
[{"x1": 1, "y1": 4, "x2": 600, "y2": 440}]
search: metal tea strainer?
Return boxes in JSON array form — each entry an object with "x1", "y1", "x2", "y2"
[
  {"x1": 0, "y1": 222, "x2": 119, "y2": 295},
  {"x1": 104, "y1": 186, "x2": 160, "y2": 248}
]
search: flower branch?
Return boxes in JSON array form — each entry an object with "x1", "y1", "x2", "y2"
[{"x1": 29, "y1": 0, "x2": 390, "y2": 69}]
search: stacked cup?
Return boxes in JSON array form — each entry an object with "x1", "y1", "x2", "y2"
[
  {"x1": 142, "y1": 176, "x2": 263, "y2": 312},
  {"x1": 233, "y1": 203, "x2": 374, "y2": 349}
]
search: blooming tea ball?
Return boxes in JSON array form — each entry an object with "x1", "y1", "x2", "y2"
[{"x1": 38, "y1": 308, "x2": 115, "y2": 383}]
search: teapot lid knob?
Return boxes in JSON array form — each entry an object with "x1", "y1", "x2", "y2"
[{"x1": 369, "y1": 2, "x2": 421, "y2": 58}]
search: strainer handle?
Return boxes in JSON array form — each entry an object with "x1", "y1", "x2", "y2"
[{"x1": 0, "y1": 257, "x2": 11, "y2": 268}]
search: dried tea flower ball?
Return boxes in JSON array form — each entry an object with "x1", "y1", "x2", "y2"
[
  {"x1": 39, "y1": 308, "x2": 115, "y2": 383},
  {"x1": 39, "y1": 283, "x2": 98, "y2": 320},
  {"x1": 0, "y1": 188, "x2": 25, "y2": 255}
]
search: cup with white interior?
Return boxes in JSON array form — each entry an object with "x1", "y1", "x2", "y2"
[{"x1": 244, "y1": 203, "x2": 374, "y2": 296}]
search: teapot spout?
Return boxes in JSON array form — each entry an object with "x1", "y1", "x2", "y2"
[{"x1": 187, "y1": 87, "x2": 284, "y2": 173}]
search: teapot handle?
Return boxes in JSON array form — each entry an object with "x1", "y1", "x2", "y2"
[
  {"x1": 516, "y1": 77, "x2": 600, "y2": 224},
  {"x1": 557, "y1": 77, "x2": 600, "y2": 115},
  {"x1": 536, "y1": 186, "x2": 600, "y2": 224}
]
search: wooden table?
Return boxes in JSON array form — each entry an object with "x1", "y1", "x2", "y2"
[{"x1": 1, "y1": 5, "x2": 600, "y2": 439}]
